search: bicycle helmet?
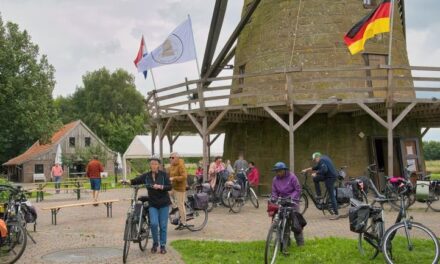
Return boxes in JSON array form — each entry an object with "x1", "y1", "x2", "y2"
[
  {"x1": 272, "y1": 162, "x2": 289, "y2": 171},
  {"x1": 312, "y1": 152, "x2": 321, "y2": 159}
]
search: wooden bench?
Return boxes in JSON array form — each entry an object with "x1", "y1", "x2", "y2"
[
  {"x1": 33, "y1": 173, "x2": 46, "y2": 183},
  {"x1": 42, "y1": 199, "x2": 119, "y2": 225}
]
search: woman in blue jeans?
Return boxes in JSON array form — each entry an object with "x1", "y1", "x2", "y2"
[{"x1": 127, "y1": 157, "x2": 171, "y2": 254}]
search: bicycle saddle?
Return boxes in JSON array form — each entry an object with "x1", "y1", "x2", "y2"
[{"x1": 138, "y1": 196, "x2": 149, "y2": 203}]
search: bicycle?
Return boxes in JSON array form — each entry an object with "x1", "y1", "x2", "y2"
[
  {"x1": 168, "y1": 192, "x2": 208, "y2": 232},
  {"x1": 366, "y1": 164, "x2": 416, "y2": 211},
  {"x1": 415, "y1": 174, "x2": 440, "y2": 212},
  {"x1": 298, "y1": 169, "x2": 367, "y2": 215},
  {"x1": 352, "y1": 178, "x2": 440, "y2": 263},
  {"x1": 0, "y1": 185, "x2": 28, "y2": 264},
  {"x1": 226, "y1": 169, "x2": 259, "y2": 213},
  {"x1": 122, "y1": 185, "x2": 150, "y2": 264},
  {"x1": 264, "y1": 197, "x2": 297, "y2": 264}
]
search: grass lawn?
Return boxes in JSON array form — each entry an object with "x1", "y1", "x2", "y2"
[
  {"x1": 171, "y1": 237, "x2": 438, "y2": 264},
  {"x1": 426, "y1": 160, "x2": 440, "y2": 174}
]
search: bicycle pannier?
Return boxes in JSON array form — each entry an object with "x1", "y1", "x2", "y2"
[
  {"x1": 336, "y1": 187, "x2": 353, "y2": 203},
  {"x1": 232, "y1": 183, "x2": 242, "y2": 198},
  {"x1": 22, "y1": 201, "x2": 37, "y2": 223},
  {"x1": 193, "y1": 193, "x2": 209, "y2": 210},
  {"x1": 416, "y1": 180, "x2": 430, "y2": 202},
  {"x1": 0, "y1": 219, "x2": 7, "y2": 238},
  {"x1": 202, "y1": 183, "x2": 211, "y2": 193},
  {"x1": 349, "y1": 205, "x2": 370, "y2": 233},
  {"x1": 291, "y1": 211, "x2": 307, "y2": 233}
]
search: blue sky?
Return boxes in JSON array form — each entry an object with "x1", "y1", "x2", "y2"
[{"x1": 1, "y1": 0, "x2": 439, "y2": 140}]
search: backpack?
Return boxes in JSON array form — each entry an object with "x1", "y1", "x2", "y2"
[{"x1": 349, "y1": 205, "x2": 370, "y2": 233}]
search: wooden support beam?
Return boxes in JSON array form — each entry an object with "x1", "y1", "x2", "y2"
[
  {"x1": 207, "y1": 109, "x2": 228, "y2": 134},
  {"x1": 293, "y1": 104, "x2": 322, "y2": 131},
  {"x1": 187, "y1": 113, "x2": 203, "y2": 135},
  {"x1": 289, "y1": 105, "x2": 295, "y2": 172},
  {"x1": 151, "y1": 127, "x2": 156, "y2": 155},
  {"x1": 392, "y1": 102, "x2": 416, "y2": 129},
  {"x1": 357, "y1": 102, "x2": 389, "y2": 129},
  {"x1": 160, "y1": 117, "x2": 174, "y2": 140},
  {"x1": 171, "y1": 131, "x2": 182, "y2": 145},
  {"x1": 209, "y1": 133, "x2": 222, "y2": 147},
  {"x1": 421, "y1": 127, "x2": 430, "y2": 138},
  {"x1": 387, "y1": 108, "x2": 393, "y2": 177},
  {"x1": 157, "y1": 122, "x2": 164, "y2": 161},
  {"x1": 202, "y1": 116, "x2": 209, "y2": 182},
  {"x1": 328, "y1": 104, "x2": 340, "y2": 118},
  {"x1": 264, "y1": 106, "x2": 289, "y2": 131}
]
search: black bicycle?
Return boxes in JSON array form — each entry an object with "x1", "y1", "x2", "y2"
[
  {"x1": 226, "y1": 170, "x2": 259, "y2": 213},
  {"x1": 169, "y1": 193, "x2": 208, "y2": 232},
  {"x1": 122, "y1": 185, "x2": 150, "y2": 264},
  {"x1": 264, "y1": 197, "x2": 297, "y2": 264},
  {"x1": 0, "y1": 185, "x2": 28, "y2": 264},
  {"x1": 351, "y1": 178, "x2": 440, "y2": 263},
  {"x1": 298, "y1": 169, "x2": 367, "y2": 215}
]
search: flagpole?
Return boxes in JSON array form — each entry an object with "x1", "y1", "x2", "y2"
[
  {"x1": 143, "y1": 39, "x2": 159, "y2": 90},
  {"x1": 387, "y1": 0, "x2": 395, "y2": 66},
  {"x1": 188, "y1": 14, "x2": 201, "y2": 78}
]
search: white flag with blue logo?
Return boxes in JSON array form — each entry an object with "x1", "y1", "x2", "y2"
[{"x1": 137, "y1": 18, "x2": 196, "y2": 71}]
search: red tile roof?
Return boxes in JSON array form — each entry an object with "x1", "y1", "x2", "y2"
[{"x1": 3, "y1": 120, "x2": 80, "y2": 166}]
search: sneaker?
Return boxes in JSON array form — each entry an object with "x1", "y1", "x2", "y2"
[
  {"x1": 160, "y1": 246, "x2": 167, "y2": 254},
  {"x1": 169, "y1": 207, "x2": 178, "y2": 215},
  {"x1": 151, "y1": 244, "x2": 158, "y2": 253},
  {"x1": 329, "y1": 215, "x2": 341, "y2": 220}
]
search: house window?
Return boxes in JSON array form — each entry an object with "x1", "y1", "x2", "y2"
[
  {"x1": 85, "y1": 137, "x2": 91, "y2": 147},
  {"x1": 69, "y1": 137, "x2": 75, "y2": 147},
  {"x1": 35, "y1": 164, "x2": 44, "y2": 174},
  {"x1": 238, "y1": 64, "x2": 246, "y2": 85}
]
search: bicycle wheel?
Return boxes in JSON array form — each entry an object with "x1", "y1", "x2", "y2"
[
  {"x1": 428, "y1": 183, "x2": 440, "y2": 212},
  {"x1": 299, "y1": 193, "x2": 308, "y2": 215},
  {"x1": 280, "y1": 217, "x2": 290, "y2": 255},
  {"x1": 138, "y1": 214, "x2": 149, "y2": 251},
  {"x1": 248, "y1": 187, "x2": 259, "y2": 208},
  {"x1": 382, "y1": 221, "x2": 440, "y2": 264},
  {"x1": 227, "y1": 191, "x2": 243, "y2": 214},
  {"x1": 186, "y1": 207, "x2": 208, "y2": 232},
  {"x1": 264, "y1": 222, "x2": 280, "y2": 264},
  {"x1": 122, "y1": 218, "x2": 132, "y2": 264},
  {"x1": 0, "y1": 222, "x2": 27, "y2": 264},
  {"x1": 358, "y1": 219, "x2": 383, "y2": 259},
  {"x1": 221, "y1": 188, "x2": 230, "y2": 207},
  {"x1": 207, "y1": 192, "x2": 215, "y2": 212}
]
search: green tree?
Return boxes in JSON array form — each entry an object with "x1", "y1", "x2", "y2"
[
  {"x1": 0, "y1": 15, "x2": 59, "y2": 165},
  {"x1": 55, "y1": 68, "x2": 147, "y2": 153},
  {"x1": 423, "y1": 141, "x2": 440, "y2": 161}
]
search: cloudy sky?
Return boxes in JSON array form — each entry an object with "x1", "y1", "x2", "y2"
[{"x1": 1, "y1": 0, "x2": 440, "y2": 140}]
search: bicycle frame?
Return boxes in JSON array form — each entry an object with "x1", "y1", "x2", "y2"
[
  {"x1": 126, "y1": 186, "x2": 147, "y2": 241},
  {"x1": 301, "y1": 173, "x2": 332, "y2": 210}
]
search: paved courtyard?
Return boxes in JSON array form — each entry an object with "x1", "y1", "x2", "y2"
[{"x1": 15, "y1": 187, "x2": 440, "y2": 263}]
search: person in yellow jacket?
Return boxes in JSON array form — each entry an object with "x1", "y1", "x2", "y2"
[{"x1": 168, "y1": 152, "x2": 188, "y2": 229}]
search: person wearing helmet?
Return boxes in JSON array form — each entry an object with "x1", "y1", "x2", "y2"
[
  {"x1": 271, "y1": 162, "x2": 304, "y2": 246},
  {"x1": 302, "y1": 152, "x2": 339, "y2": 220},
  {"x1": 122, "y1": 156, "x2": 171, "y2": 254}
]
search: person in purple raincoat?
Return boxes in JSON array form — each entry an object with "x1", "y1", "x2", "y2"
[{"x1": 271, "y1": 162, "x2": 304, "y2": 246}]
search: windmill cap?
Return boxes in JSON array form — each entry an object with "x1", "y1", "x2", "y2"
[{"x1": 312, "y1": 152, "x2": 321, "y2": 159}]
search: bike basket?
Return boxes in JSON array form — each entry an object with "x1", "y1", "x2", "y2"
[
  {"x1": 336, "y1": 187, "x2": 353, "y2": 203},
  {"x1": 416, "y1": 180, "x2": 430, "y2": 202},
  {"x1": 202, "y1": 183, "x2": 211, "y2": 193},
  {"x1": 267, "y1": 201, "x2": 279, "y2": 217},
  {"x1": 0, "y1": 219, "x2": 7, "y2": 238},
  {"x1": 349, "y1": 205, "x2": 370, "y2": 233},
  {"x1": 193, "y1": 192, "x2": 209, "y2": 210},
  {"x1": 232, "y1": 184, "x2": 242, "y2": 198}
]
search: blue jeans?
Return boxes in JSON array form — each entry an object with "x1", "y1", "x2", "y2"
[
  {"x1": 313, "y1": 175, "x2": 338, "y2": 214},
  {"x1": 54, "y1": 176, "x2": 61, "y2": 192},
  {"x1": 149, "y1": 205, "x2": 169, "y2": 247}
]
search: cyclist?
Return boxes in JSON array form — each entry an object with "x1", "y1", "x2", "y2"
[
  {"x1": 168, "y1": 152, "x2": 188, "y2": 230},
  {"x1": 302, "y1": 152, "x2": 339, "y2": 220},
  {"x1": 124, "y1": 157, "x2": 171, "y2": 254},
  {"x1": 271, "y1": 162, "x2": 304, "y2": 246}
]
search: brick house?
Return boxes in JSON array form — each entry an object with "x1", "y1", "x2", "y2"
[{"x1": 3, "y1": 120, "x2": 115, "y2": 183}]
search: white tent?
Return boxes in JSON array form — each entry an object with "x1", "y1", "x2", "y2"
[{"x1": 123, "y1": 134, "x2": 224, "y2": 178}]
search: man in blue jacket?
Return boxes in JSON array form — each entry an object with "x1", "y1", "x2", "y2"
[{"x1": 302, "y1": 152, "x2": 340, "y2": 220}]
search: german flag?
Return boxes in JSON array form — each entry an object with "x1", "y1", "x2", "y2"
[{"x1": 344, "y1": 0, "x2": 392, "y2": 55}]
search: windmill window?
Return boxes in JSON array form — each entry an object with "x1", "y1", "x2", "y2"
[
  {"x1": 85, "y1": 137, "x2": 91, "y2": 147},
  {"x1": 69, "y1": 137, "x2": 76, "y2": 147},
  {"x1": 363, "y1": 0, "x2": 377, "y2": 8},
  {"x1": 238, "y1": 64, "x2": 246, "y2": 85}
]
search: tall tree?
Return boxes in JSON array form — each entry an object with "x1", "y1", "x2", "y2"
[
  {"x1": 0, "y1": 15, "x2": 59, "y2": 165},
  {"x1": 55, "y1": 68, "x2": 147, "y2": 153}
]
